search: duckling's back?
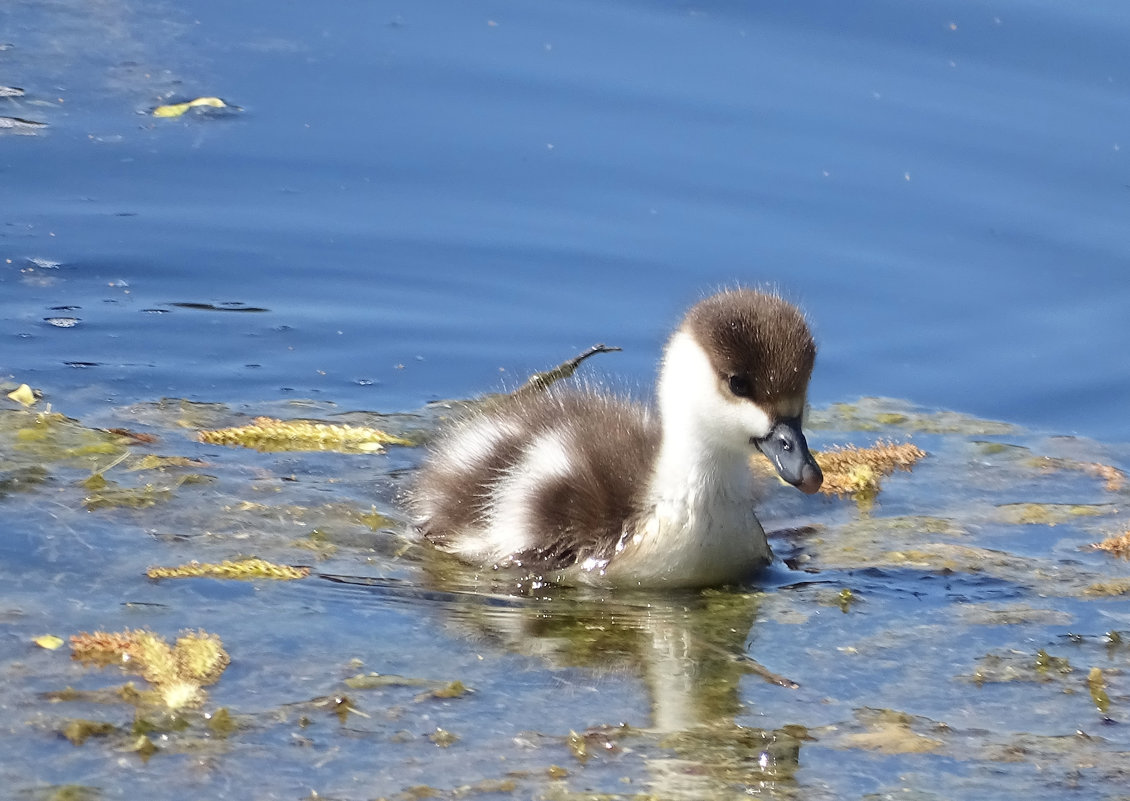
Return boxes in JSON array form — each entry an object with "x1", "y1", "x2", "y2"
[{"x1": 410, "y1": 389, "x2": 659, "y2": 573}]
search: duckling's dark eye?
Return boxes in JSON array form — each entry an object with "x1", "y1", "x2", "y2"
[{"x1": 727, "y1": 374, "x2": 752, "y2": 398}]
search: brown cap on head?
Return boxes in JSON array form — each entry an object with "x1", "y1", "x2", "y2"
[{"x1": 681, "y1": 289, "x2": 816, "y2": 405}]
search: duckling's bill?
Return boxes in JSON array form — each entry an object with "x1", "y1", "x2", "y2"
[{"x1": 755, "y1": 417, "x2": 823, "y2": 494}]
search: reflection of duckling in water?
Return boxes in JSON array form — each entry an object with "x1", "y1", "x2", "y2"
[
  {"x1": 421, "y1": 577, "x2": 804, "y2": 784},
  {"x1": 410, "y1": 289, "x2": 823, "y2": 589}
]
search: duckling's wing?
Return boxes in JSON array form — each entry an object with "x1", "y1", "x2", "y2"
[{"x1": 410, "y1": 389, "x2": 659, "y2": 572}]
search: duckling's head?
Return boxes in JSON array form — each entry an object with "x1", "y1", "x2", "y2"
[{"x1": 657, "y1": 289, "x2": 823, "y2": 494}]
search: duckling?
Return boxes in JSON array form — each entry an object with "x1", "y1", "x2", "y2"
[{"x1": 409, "y1": 289, "x2": 822, "y2": 589}]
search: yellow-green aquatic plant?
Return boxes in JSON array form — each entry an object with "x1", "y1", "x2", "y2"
[
  {"x1": 752, "y1": 440, "x2": 926, "y2": 499},
  {"x1": 1088, "y1": 667, "x2": 1111, "y2": 714},
  {"x1": 146, "y1": 557, "x2": 311, "y2": 581},
  {"x1": 198, "y1": 416, "x2": 411, "y2": 453},
  {"x1": 815, "y1": 442, "x2": 927, "y2": 496},
  {"x1": 70, "y1": 629, "x2": 230, "y2": 710}
]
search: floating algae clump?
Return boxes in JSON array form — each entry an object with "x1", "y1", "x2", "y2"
[
  {"x1": 61, "y1": 719, "x2": 117, "y2": 745},
  {"x1": 1083, "y1": 578, "x2": 1130, "y2": 597},
  {"x1": 1028, "y1": 456, "x2": 1125, "y2": 492},
  {"x1": 1090, "y1": 531, "x2": 1130, "y2": 558},
  {"x1": 1088, "y1": 667, "x2": 1111, "y2": 714},
  {"x1": 146, "y1": 557, "x2": 310, "y2": 581},
  {"x1": 70, "y1": 629, "x2": 230, "y2": 710},
  {"x1": 809, "y1": 397, "x2": 1018, "y2": 435},
  {"x1": 816, "y1": 441, "x2": 926, "y2": 497},
  {"x1": 753, "y1": 440, "x2": 926, "y2": 499},
  {"x1": 8, "y1": 409, "x2": 126, "y2": 465},
  {"x1": 839, "y1": 709, "x2": 944, "y2": 755},
  {"x1": 995, "y1": 503, "x2": 1115, "y2": 526},
  {"x1": 428, "y1": 727, "x2": 459, "y2": 747},
  {"x1": 198, "y1": 416, "x2": 412, "y2": 453}
]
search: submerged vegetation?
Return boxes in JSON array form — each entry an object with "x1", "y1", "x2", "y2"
[{"x1": 2, "y1": 373, "x2": 1129, "y2": 800}]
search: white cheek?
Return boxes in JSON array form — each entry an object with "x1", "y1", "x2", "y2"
[
  {"x1": 658, "y1": 333, "x2": 716, "y2": 415},
  {"x1": 700, "y1": 387, "x2": 772, "y2": 447},
  {"x1": 659, "y1": 331, "x2": 773, "y2": 447},
  {"x1": 731, "y1": 398, "x2": 773, "y2": 440}
]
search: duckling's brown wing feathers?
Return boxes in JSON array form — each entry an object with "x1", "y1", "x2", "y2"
[{"x1": 412, "y1": 389, "x2": 659, "y2": 572}]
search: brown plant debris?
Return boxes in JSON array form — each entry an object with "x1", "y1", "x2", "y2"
[
  {"x1": 70, "y1": 629, "x2": 230, "y2": 710},
  {"x1": 147, "y1": 557, "x2": 311, "y2": 581},
  {"x1": 510, "y1": 344, "x2": 622, "y2": 399},
  {"x1": 1031, "y1": 456, "x2": 1125, "y2": 492},
  {"x1": 813, "y1": 441, "x2": 927, "y2": 497},
  {"x1": 197, "y1": 416, "x2": 411, "y2": 453},
  {"x1": 105, "y1": 427, "x2": 159, "y2": 444},
  {"x1": 1089, "y1": 531, "x2": 1130, "y2": 558}
]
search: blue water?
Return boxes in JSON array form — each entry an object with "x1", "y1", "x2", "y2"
[
  {"x1": 2, "y1": 0, "x2": 1128, "y2": 440},
  {"x1": 2, "y1": 2, "x2": 1130, "y2": 799}
]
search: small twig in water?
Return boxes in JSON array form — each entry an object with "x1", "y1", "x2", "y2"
[{"x1": 511, "y1": 344, "x2": 622, "y2": 398}]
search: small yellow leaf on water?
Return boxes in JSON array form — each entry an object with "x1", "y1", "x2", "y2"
[
  {"x1": 153, "y1": 103, "x2": 187, "y2": 118},
  {"x1": 34, "y1": 634, "x2": 65, "y2": 650},
  {"x1": 7, "y1": 383, "x2": 35, "y2": 406},
  {"x1": 152, "y1": 96, "x2": 232, "y2": 118}
]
